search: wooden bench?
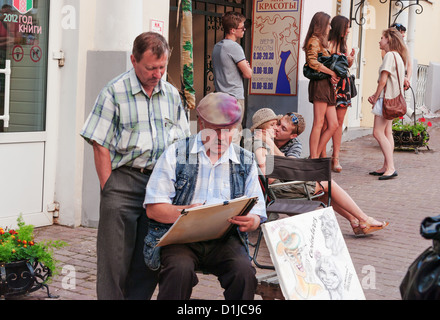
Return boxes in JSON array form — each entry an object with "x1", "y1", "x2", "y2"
[{"x1": 256, "y1": 272, "x2": 284, "y2": 300}]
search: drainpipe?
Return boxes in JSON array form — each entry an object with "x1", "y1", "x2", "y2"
[{"x1": 407, "y1": 1, "x2": 417, "y2": 116}]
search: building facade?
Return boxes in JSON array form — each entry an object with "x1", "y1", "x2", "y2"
[{"x1": 0, "y1": 0, "x2": 438, "y2": 229}]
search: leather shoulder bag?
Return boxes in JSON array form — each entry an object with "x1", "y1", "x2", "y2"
[
  {"x1": 382, "y1": 52, "x2": 407, "y2": 120},
  {"x1": 303, "y1": 53, "x2": 349, "y2": 80}
]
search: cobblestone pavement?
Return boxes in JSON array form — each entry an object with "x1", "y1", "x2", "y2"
[{"x1": 12, "y1": 116, "x2": 440, "y2": 301}]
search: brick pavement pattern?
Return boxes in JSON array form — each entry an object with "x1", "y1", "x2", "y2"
[{"x1": 14, "y1": 117, "x2": 440, "y2": 300}]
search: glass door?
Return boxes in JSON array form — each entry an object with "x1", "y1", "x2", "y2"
[{"x1": 0, "y1": 0, "x2": 50, "y2": 227}]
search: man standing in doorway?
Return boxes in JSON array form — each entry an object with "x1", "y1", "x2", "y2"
[
  {"x1": 80, "y1": 32, "x2": 190, "y2": 300},
  {"x1": 212, "y1": 11, "x2": 252, "y2": 143}
]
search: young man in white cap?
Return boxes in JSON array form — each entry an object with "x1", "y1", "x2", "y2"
[{"x1": 143, "y1": 92, "x2": 266, "y2": 300}]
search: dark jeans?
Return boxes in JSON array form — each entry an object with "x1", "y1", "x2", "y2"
[
  {"x1": 158, "y1": 234, "x2": 257, "y2": 300},
  {"x1": 97, "y1": 167, "x2": 158, "y2": 300}
]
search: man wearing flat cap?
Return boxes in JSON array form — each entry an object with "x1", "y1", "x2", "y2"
[{"x1": 144, "y1": 92, "x2": 266, "y2": 300}]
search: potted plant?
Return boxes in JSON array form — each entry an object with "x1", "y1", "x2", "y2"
[
  {"x1": 0, "y1": 216, "x2": 67, "y2": 299},
  {"x1": 392, "y1": 116, "x2": 432, "y2": 152}
]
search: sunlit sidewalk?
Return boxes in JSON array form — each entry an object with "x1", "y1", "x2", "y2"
[{"x1": 15, "y1": 116, "x2": 440, "y2": 300}]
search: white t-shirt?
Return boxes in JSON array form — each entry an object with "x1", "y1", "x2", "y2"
[{"x1": 379, "y1": 51, "x2": 405, "y2": 99}]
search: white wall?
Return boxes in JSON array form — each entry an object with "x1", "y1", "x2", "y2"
[
  {"x1": 75, "y1": 0, "x2": 170, "y2": 227},
  {"x1": 50, "y1": 0, "x2": 170, "y2": 227}
]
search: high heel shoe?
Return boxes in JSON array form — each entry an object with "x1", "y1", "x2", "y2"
[
  {"x1": 359, "y1": 218, "x2": 389, "y2": 235},
  {"x1": 332, "y1": 157, "x2": 342, "y2": 173}
]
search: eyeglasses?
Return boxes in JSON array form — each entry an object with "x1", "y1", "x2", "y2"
[
  {"x1": 286, "y1": 112, "x2": 299, "y2": 135},
  {"x1": 236, "y1": 27, "x2": 246, "y2": 31}
]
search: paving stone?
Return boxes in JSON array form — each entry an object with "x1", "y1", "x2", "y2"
[{"x1": 15, "y1": 116, "x2": 440, "y2": 300}]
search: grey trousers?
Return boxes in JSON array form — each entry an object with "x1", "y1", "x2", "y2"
[
  {"x1": 97, "y1": 167, "x2": 158, "y2": 300},
  {"x1": 158, "y1": 234, "x2": 257, "y2": 300}
]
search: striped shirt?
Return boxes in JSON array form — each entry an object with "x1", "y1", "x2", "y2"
[
  {"x1": 80, "y1": 68, "x2": 191, "y2": 170},
  {"x1": 144, "y1": 133, "x2": 267, "y2": 221},
  {"x1": 279, "y1": 137, "x2": 303, "y2": 158}
]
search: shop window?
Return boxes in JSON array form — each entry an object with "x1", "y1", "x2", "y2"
[{"x1": 0, "y1": 0, "x2": 49, "y2": 133}]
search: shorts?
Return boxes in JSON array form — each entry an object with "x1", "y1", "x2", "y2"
[
  {"x1": 372, "y1": 98, "x2": 383, "y2": 117},
  {"x1": 308, "y1": 78, "x2": 336, "y2": 106},
  {"x1": 271, "y1": 179, "x2": 316, "y2": 199}
]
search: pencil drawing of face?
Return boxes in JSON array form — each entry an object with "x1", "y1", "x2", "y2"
[
  {"x1": 315, "y1": 255, "x2": 343, "y2": 300},
  {"x1": 320, "y1": 214, "x2": 343, "y2": 256}
]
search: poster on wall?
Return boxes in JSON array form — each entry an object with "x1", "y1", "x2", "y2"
[
  {"x1": 250, "y1": 0, "x2": 303, "y2": 96},
  {"x1": 262, "y1": 207, "x2": 366, "y2": 300}
]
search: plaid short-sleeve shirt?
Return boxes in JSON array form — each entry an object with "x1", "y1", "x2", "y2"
[{"x1": 80, "y1": 69, "x2": 191, "y2": 170}]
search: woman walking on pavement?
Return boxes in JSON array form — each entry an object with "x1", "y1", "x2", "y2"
[
  {"x1": 368, "y1": 28, "x2": 408, "y2": 180},
  {"x1": 303, "y1": 12, "x2": 340, "y2": 159},
  {"x1": 321, "y1": 15, "x2": 356, "y2": 173}
]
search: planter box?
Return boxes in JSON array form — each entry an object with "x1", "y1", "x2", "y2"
[
  {"x1": 393, "y1": 129, "x2": 430, "y2": 152},
  {"x1": 0, "y1": 260, "x2": 56, "y2": 299}
]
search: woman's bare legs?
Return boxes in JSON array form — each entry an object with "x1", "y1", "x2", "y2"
[
  {"x1": 310, "y1": 102, "x2": 338, "y2": 159},
  {"x1": 315, "y1": 181, "x2": 387, "y2": 229},
  {"x1": 331, "y1": 107, "x2": 348, "y2": 172},
  {"x1": 317, "y1": 106, "x2": 339, "y2": 158},
  {"x1": 372, "y1": 115, "x2": 395, "y2": 176},
  {"x1": 310, "y1": 101, "x2": 328, "y2": 159}
]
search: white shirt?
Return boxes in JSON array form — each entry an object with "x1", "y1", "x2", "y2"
[
  {"x1": 379, "y1": 51, "x2": 405, "y2": 99},
  {"x1": 144, "y1": 133, "x2": 267, "y2": 221}
]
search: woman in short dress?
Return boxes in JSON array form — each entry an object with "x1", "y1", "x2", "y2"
[
  {"x1": 322, "y1": 15, "x2": 356, "y2": 173},
  {"x1": 303, "y1": 12, "x2": 340, "y2": 159}
]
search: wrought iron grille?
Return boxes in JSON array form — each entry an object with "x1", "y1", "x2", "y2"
[
  {"x1": 416, "y1": 64, "x2": 429, "y2": 110},
  {"x1": 170, "y1": 0, "x2": 246, "y2": 97},
  {"x1": 351, "y1": 0, "x2": 426, "y2": 27}
]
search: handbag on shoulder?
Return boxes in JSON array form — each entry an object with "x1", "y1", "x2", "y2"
[
  {"x1": 382, "y1": 52, "x2": 407, "y2": 120},
  {"x1": 303, "y1": 53, "x2": 349, "y2": 80},
  {"x1": 349, "y1": 74, "x2": 357, "y2": 98}
]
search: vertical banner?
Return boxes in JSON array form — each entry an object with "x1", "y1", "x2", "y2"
[
  {"x1": 181, "y1": 0, "x2": 196, "y2": 110},
  {"x1": 250, "y1": 0, "x2": 303, "y2": 96}
]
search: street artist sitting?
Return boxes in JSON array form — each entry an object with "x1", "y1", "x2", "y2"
[{"x1": 143, "y1": 92, "x2": 267, "y2": 300}]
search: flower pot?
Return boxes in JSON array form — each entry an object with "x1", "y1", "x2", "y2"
[
  {"x1": 0, "y1": 260, "x2": 55, "y2": 299},
  {"x1": 393, "y1": 129, "x2": 429, "y2": 150},
  {"x1": 0, "y1": 260, "x2": 35, "y2": 299}
]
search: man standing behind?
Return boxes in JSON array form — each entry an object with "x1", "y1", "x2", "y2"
[
  {"x1": 213, "y1": 12, "x2": 252, "y2": 142},
  {"x1": 80, "y1": 32, "x2": 190, "y2": 300}
]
